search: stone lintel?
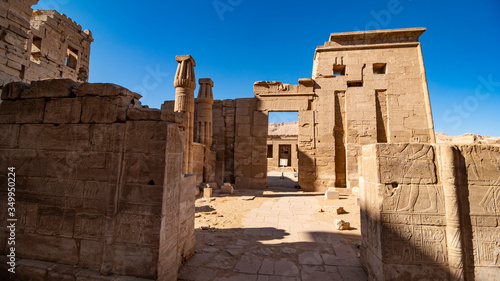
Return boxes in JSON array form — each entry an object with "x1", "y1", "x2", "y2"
[
  {"x1": 328, "y1": 27, "x2": 426, "y2": 46},
  {"x1": 253, "y1": 79, "x2": 315, "y2": 95}
]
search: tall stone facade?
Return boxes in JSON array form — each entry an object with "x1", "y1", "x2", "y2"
[
  {"x1": 0, "y1": 0, "x2": 93, "y2": 88},
  {"x1": 207, "y1": 28, "x2": 435, "y2": 191},
  {"x1": 360, "y1": 143, "x2": 500, "y2": 280},
  {"x1": 0, "y1": 80, "x2": 195, "y2": 280}
]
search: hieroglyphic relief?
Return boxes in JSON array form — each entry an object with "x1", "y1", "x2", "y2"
[
  {"x1": 381, "y1": 224, "x2": 448, "y2": 265},
  {"x1": 379, "y1": 144, "x2": 444, "y2": 213},
  {"x1": 470, "y1": 228, "x2": 500, "y2": 266},
  {"x1": 460, "y1": 145, "x2": 500, "y2": 214}
]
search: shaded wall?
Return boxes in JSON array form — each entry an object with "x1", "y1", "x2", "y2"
[
  {"x1": 360, "y1": 143, "x2": 500, "y2": 280},
  {"x1": 0, "y1": 80, "x2": 195, "y2": 280}
]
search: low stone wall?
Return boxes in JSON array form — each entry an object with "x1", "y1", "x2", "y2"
[
  {"x1": 0, "y1": 80, "x2": 195, "y2": 280},
  {"x1": 360, "y1": 143, "x2": 500, "y2": 280}
]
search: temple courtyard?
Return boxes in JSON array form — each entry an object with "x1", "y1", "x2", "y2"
[{"x1": 179, "y1": 186, "x2": 367, "y2": 281}]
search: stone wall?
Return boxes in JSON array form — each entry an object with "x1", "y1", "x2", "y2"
[
  {"x1": 0, "y1": 80, "x2": 195, "y2": 280},
  {"x1": 0, "y1": 1, "x2": 93, "y2": 88},
  {"x1": 0, "y1": 0, "x2": 39, "y2": 86},
  {"x1": 360, "y1": 143, "x2": 500, "y2": 280},
  {"x1": 25, "y1": 10, "x2": 93, "y2": 82}
]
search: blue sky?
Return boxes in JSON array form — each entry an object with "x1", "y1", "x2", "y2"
[{"x1": 33, "y1": 0, "x2": 500, "y2": 136}]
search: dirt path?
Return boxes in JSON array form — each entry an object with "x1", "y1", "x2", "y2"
[{"x1": 178, "y1": 187, "x2": 367, "y2": 281}]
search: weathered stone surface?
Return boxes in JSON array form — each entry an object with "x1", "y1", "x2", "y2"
[
  {"x1": 23, "y1": 79, "x2": 80, "y2": 98},
  {"x1": 127, "y1": 108, "x2": 162, "y2": 121},
  {"x1": 220, "y1": 184, "x2": 234, "y2": 194},
  {"x1": 334, "y1": 219, "x2": 350, "y2": 230},
  {"x1": 203, "y1": 187, "x2": 213, "y2": 198},
  {"x1": 1, "y1": 81, "x2": 30, "y2": 100},
  {"x1": 0, "y1": 98, "x2": 45, "y2": 124},
  {"x1": 81, "y1": 95, "x2": 130, "y2": 123},
  {"x1": 75, "y1": 83, "x2": 141, "y2": 99},
  {"x1": 325, "y1": 189, "x2": 340, "y2": 200},
  {"x1": 44, "y1": 98, "x2": 82, "y2": 123},
  {"x1": 0, "y1": 78, "x2": 192, "y2": 281},
  {"x1": 360, "y1": 143, "x2": 500, "y2": 281}
]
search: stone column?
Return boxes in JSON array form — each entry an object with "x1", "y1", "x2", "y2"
[
  {"x1": 174, "y1": 55, "x2": 196, "y2": 174},
  {"x1": 438, "y1": 145, "x2": 465, "y2": 281},
  {"x1": 195, "y1": 78, "x2": 214, "y2": 147}
]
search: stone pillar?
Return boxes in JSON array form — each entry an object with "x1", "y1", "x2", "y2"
[
  {"x1": 438, "y1": 145, "x2": 465, "y2": 281},
  {"x1": 195, "y1": 78, "x2": 214, "y2": 147},
  {"x1": 174, "y1": 55, "x2": 196, "y2": 174}
]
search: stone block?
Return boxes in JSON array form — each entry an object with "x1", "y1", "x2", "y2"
[
  {"x1": 127, "y1": 108, "x2": 162, "y2": 121},
  {"x1": 124, "y1": 121, "x2": 168, "y2": 154},
  {"x1": 111, "y1": 244, "x2": 157, "y2": 278},
  {"x1": 17, "y1": 233, "x2": 79, "y2": 265},
  {"x1": 1, "y1": 81, "x2": 30, "y2": 100},
  {"x1": 47, "y1": 264, "x2": 81, "y2": 281},
  {"x1": 0, "y1": 124, "x2": 19, "y2": 148},
  {"x1": 81, "y1": 96, "x2": 130, "y2": 123},
  {"x1": 161, "y1": 111, "x2": 187, "y2": 127},
  {"x1": 15, "y1": 259, "x2": 53, "y2": 281},
  {"x1": 23, "y1": 79, "x2": 79, "y2": 99},
  {"x1": 203, "y1": 187, "x2": 213, "y2": 198},
  {"x1": 44, "y1": 97, "x2": 82, "y2": 123},
  {"x1": 123, "y1": 153, "x2": 165, "y2": 185},
  {"x1": 334, "y1": 219, "x2": 350, "y2": 230},
  {"x1": 351, "y1": 186, "x2": 360, "y2": 196},
  {"x1": 325, "y1": 188, "x2": 340, "y2": 199},
  {"x1": 18, "y1": 124, "x2": 90, "y2": 151},
  {"x1": 336, "y1": 207, "x2": 346, "y2": 214},
  {"x1": 220, "y1": 184, "x2": 234, "y2": 195},
  {"x1": 0, "y1": 98, "x2": 45, "y2": 124},
  {"x1": 74, "y1": 82, "x2": 141, "y2": 99}
]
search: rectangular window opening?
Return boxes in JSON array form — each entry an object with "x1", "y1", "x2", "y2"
[
  {"x1": 30, "y1": 35, "x2": 42, "y2": 63},
  {"x1": 66, "y1": 45, "x2": 79, "y2": 70},
  {"x1": 267, "y1": 145, "x2": 273, "y2": 158},
  {"x1": 347, "y1": 81, "x2": 363, "y2": 87},
  {"x1": 333, "y1": 65, "x2": 346, "y2": 77},
  {"x1": 373, "y1": 63, "x2": 386, "y2": 75}
]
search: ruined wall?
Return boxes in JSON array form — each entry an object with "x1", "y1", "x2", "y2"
[
  {"x1": 0, "y1": 0, "x2": 39, "y2": 86},
  {"x1": 360, "y1": 143, "x2": 500, "y2": 280},
  {"x1": 26, "y1": 10, "x2": 93, "y2": 82},
  {"x1": 211, "y1": 97, "x2": 268, "y2": 189},
  {"x1": 0, "y1": 2, "x2": 93, "y2": 87},
  {"x1": 0, "y1": 80, "x2": 194, "y2": 280}
]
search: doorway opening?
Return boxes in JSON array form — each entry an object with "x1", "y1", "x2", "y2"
[{"x1": 267, "y1": 112, "x2": 299, "y2": 189}]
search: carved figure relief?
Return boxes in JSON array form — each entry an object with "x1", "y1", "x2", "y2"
[{"x1": 380, "y1": 145, "x2": 443, "y2": 213}]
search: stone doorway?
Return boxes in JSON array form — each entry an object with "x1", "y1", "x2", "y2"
[{"x1": 267, "y1": 112, "x2": 299, "y2": 189}]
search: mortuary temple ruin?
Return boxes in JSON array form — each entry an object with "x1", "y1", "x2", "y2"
[{"x1": 0, "y1": 1, "x2": 499, "y2": 280}]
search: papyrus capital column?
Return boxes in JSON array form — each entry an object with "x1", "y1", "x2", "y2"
[
  {"x1": 195, "y1": 78, "x2": 214, "y2": 147},
  {"x1": 174, "y1": 55, "x2": 196, "y2": 174}
]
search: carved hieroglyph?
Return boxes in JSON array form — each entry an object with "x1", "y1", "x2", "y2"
[{"x1": 360, "y1": 143, "x2": 500, "y2": 281}]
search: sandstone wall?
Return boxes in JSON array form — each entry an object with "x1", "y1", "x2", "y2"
[
  {"x1": 360, "y1": 143, "x2": 500, "y2": 280},
  {"x1": 25, "y1": 10, "x2": 93, "y2": 82},
  {"x1": 0, "y1": 0, "x2": 39, "y2": 86},
  {"x1": 0, "y1": 1, "x2": 93, "y2": 88},
  {"x1": 0, "y1": 80, "x2": 194, "y2": 280}
]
